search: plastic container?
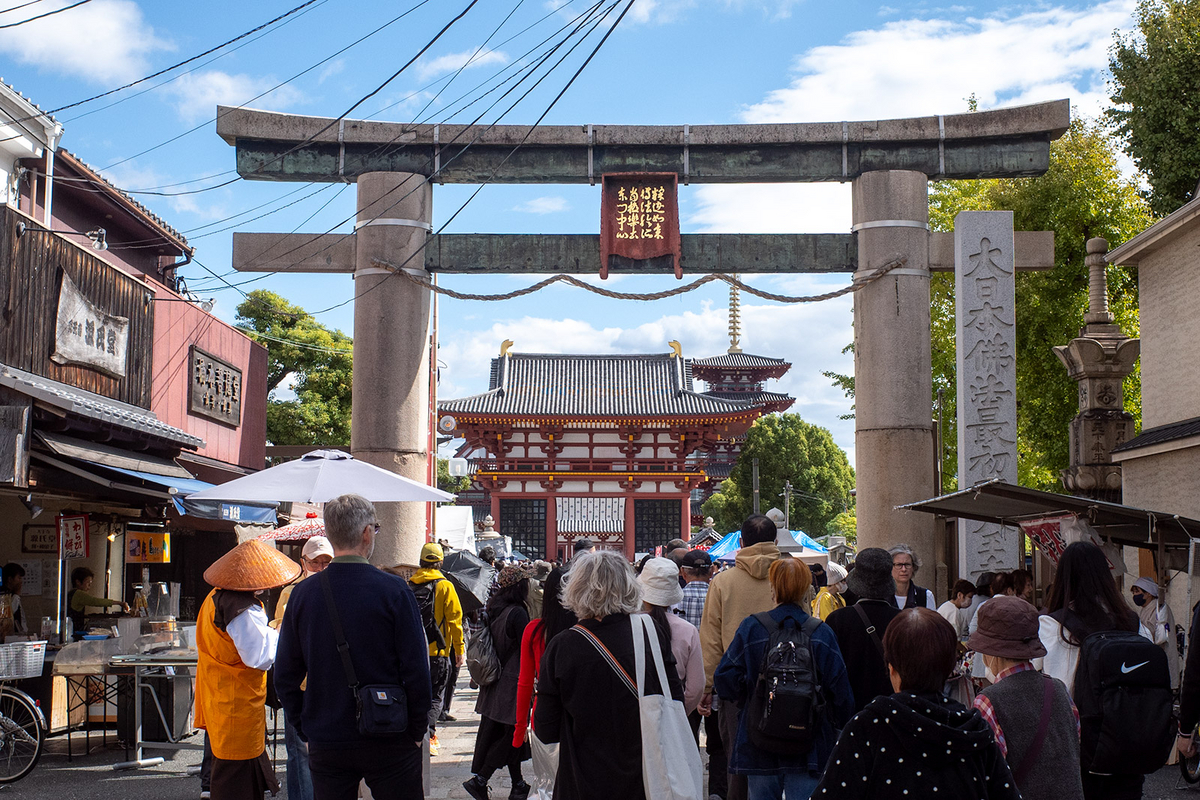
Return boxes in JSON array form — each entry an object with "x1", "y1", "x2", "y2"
[{"x1": 0, "y1": 641, "x2": 47, "y2": 680}]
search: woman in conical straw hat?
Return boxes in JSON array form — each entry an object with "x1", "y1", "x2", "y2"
[{"x1": 195, "y1": 539, "x2": 301, "y2": 800}]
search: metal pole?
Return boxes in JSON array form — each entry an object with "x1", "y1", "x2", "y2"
[
  {"x1": 752, "y1": 459, "x2": 760, "y2": 515},
  {"x1": 1187, "y1": 537, "x2": 1197, "y2": 665},
  {"x1": 783, "y1": 481, "x2": 792, "y2": 531},
  {"x1": 935, "y1": 388, "x2": 944, "y2": 494}
]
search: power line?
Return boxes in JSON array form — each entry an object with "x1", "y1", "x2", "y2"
[
  {"x1": 0, "y1": 1, "x2": 49, "y2": 15},
  {"x1": 48, "y1": 0, "x2": 325, "y2": 113},
  {"x1": 0, "y1": 0, "x2": 91, "y2": 30}
]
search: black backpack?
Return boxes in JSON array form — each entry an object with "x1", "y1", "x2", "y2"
[
  {"x1": 1054, "y1": 610, "x2": 1175, "y2": 774},
  {"x1": 409, "y1": 578, "x2": 447, "y2": 650},
  {"x1": 744, "y1": 613, "x2": 825, "y2": 755}
]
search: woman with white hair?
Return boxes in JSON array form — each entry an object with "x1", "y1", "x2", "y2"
[{"x1": 533, "y1": 551, "x2": 684, "y2": 800}]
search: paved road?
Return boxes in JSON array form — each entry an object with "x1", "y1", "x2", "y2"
[{"x1": 7, "y1": 678, "x2": 1199, "y2": 799}]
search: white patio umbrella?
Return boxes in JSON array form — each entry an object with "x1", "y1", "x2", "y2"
[{"x1": 185, "y1": 449, "x2": 455, "y2": 504}]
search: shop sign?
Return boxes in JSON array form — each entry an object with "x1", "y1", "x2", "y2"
[
  {"x1": 21, "y1": 524, "x2": 58, "y2": 554},
  {"x1": 599, "y1": 173, "x2": 681, "y2": 280},
  {"x1": 189, "y1": 346, "x2": 243, "y2": 427},
  {"x1": 50, "y1": 272, "x2": 130, "y2": 378},
  {"x1": 126, "y1": 532, "x2": 170, "y2": 564},
  {"x1": 57, "y1": 515, "x2": 89, "y2": 559}
]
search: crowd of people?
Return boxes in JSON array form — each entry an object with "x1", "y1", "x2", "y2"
[{"x1": 192, "y1": 495, "x2": 1190, "y2": 800}]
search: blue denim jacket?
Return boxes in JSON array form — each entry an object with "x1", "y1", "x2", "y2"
[{"x1": 713, "y1": 603, "x2": 855, "y2": 775}]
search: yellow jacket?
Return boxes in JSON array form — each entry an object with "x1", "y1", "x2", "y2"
[
  {"x1": 410, "y1": 567, "x2": 464, "y2": 658},
  {"x1": 812, "y1": 587, "x2": 845, "y2": 621},
  {"x1": 699, "y1": 542, "x2": 783, "y2": 693}
]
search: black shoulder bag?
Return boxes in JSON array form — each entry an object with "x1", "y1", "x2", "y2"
[{"x1": 319, "y1": 572, "x2": 409, "y2": 736}]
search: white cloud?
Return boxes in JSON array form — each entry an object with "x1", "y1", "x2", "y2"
[
  {"x1": 0, "y1": 0, "x2": 169, "y2": 84},
  {"x1": 167, "y1": 71, "x2": 304, "y2": 124},
  {"x1": 513, "y1": 196, "x2": 570, "y2": 214},
  {"x1": 416, "y1": 48, "x2": 508, "y2": 81},
  {"x1": 318, "y1": 60, "x2": 345, "y2": 85}
]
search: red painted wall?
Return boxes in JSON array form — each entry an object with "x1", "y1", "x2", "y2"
[{"x1": 150, "y1": 295, "x2": 267, "y2": 469}]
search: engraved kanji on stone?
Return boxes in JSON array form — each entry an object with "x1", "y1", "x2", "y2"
[
  {"x1": 963, "y1": 302, "x2": 1013, "y2": 335},
  {"x1": 965, "y1": 333, "x2": 1013, "y2": 374},
  {"x1": 969, "y1": 374, "x2": 1012, "y2": 408},
  {"x1": 965, "y1": 237, "x2": 1011, "y2": 277}
]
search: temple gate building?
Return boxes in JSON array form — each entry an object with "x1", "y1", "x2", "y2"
[{"x1": 439, "y1": 345, "x2": 783, "y2": 560}]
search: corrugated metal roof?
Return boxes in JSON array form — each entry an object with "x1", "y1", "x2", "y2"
[
  {"x1": 0, "y1": 362, "x2": 203, "y2": 449},
  {"x1": 690, "y1": 353, "x2": 791, "y2": 370},
  {"x1": 441, "y1": 352, "x2": 761, "y2": 417},
  {"x1": 1112, "y1": 416, "x2": 1200, "y2": 454}
]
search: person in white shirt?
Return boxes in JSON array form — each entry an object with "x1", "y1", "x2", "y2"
[
  {"x1": 937, "y1": 579, "x2": 976, "y2": 641},
  {"x1": 1131, "y1": 576, "x2": 1179, "y2": 690}
]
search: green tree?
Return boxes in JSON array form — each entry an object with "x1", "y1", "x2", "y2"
[
  {"x1": 437, "y1": 458, "x2": 471, "y2": 494},
  {"x1": 701, "y1": 414, "x2": 855, "y2": 536},
  {"x1": 235, "y1": 290, "x2": 354, "y2": 447},
  {"x1": 927, "y1": 116, "x2": 1150, "y2": 492},
  {"x1": 827, "y1": 510, "x2": 857, "y2": 544},
  {"x1": 1107, "y1": 0, "x2": 1200, "y2": 216}
]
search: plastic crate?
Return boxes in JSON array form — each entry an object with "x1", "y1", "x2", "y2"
[{"x1": 0, "y1": 641, "x2": 47, "y2": 680}]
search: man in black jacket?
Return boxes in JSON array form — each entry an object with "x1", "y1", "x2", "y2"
[
  {"x1": 275, "y1": 494, "x2": 432, "y2": 800},
  {"x1": 825, "y1": 548, "x2": 901, "y2": 713}
]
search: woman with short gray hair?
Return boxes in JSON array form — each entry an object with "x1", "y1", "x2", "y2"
[
  {"x1": 888, "y1": 544, "x2": 935, "y2": 610},
  {"x1": 533, "y1": 551, "x2": 685, "y2": 800}
]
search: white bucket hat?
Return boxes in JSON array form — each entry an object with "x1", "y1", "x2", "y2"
[
  {"x1": 825, "y1": 561, "x2": 848, "y2": 584},
  {"x1": 638, "y1": 557, "x2": 684, "y2": 607}
]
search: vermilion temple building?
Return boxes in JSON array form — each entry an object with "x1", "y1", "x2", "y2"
[{"x1": 440, "y1": 333, "x2": 793, "y2": 560}]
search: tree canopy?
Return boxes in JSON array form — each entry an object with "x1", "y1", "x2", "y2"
[
  {"x1": 927, "y1": 116, "x2": 1150, "y2": 491},
  {"x1": 1107, "y1": 0, "x2": 1200, "y2": 216},
  {"x1": 235, "y1": 290, "x2": 354, "y2": 447},
  {"x1": 701, "y1": 414, "x2": 855, "y2": 536}
]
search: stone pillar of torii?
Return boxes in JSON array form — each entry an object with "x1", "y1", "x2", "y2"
[{"x1": 220, "y1": 101, "x2": 1066, "y2": 584}]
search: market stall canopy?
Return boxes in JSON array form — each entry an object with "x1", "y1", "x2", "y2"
[
  {"x1": 896, "y1": 479, "x2": 1200, "y2": 552},
  {"x1": 185, "y1": 449, "x2": 455, "y2": 504},
  {"x1": 257, "y1": 514, "x2": 324, "y2": 542}
]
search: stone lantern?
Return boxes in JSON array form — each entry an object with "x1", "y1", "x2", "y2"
[{"x1": 1053, "y1": 238, "x2": 1140, "y2": 500}]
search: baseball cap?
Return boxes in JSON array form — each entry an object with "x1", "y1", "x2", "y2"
[
  {"x1": 680, "y1": 550, "x2": 713, "y2": 570},
  {"x1": 302, "y1": 536, "x2": 334, "y2": 560},
  {"x1": 420, "y1": 542, "x2": 445, "y2": 563}
]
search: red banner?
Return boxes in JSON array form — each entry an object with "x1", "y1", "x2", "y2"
[{"x1": 600, "y1": 173, "x2": 681, "y2": 279}]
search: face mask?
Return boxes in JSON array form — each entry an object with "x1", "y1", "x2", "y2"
[
  {"x1": 983, "y1": 660, "x2": 998, "y2": 683},
  {"x1": 836, "y1": 581, "x2": 848, "y2": 594},
  {"x1": 1133, "y1": 594, "x2": 1146, "y2": 607}
]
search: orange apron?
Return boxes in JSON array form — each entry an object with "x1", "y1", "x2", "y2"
[{"x1": 194, "y1": 589, "x2": 267, "y2": 760}]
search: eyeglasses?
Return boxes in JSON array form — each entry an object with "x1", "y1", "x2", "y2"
[
  {"x1": 893, "y1": 562, "x2": 914, "y2": 570},
  {"x1": 372, "y1": 523, "x2": 381, "y2": 534}
]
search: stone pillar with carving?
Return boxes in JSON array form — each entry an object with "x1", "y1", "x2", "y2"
[{"x1": 1053, "y1": 238, "x2": 1140, "y2": 501}]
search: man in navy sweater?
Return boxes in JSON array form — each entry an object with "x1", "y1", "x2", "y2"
[{"x1": 275, "y1": 494, "x2": 432, "y2": 800}]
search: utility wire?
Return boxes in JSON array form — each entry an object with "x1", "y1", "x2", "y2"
[
  {"x1": 0, "y1": 1, "x2": 49, "y2": 15},
  {"x1": 48, "y1": 0, "x2": 325, "y2": 113},
  {"x1": 0, "y1": 0, "x2": 90, "y2": 29}
]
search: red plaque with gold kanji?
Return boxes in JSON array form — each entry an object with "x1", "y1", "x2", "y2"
[{"x1": 600, "y1": 173, "x2": 681, "y2": 280}]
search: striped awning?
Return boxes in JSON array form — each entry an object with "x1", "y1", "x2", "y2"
[{"x1": 556, "y1": 496, "x2": 625, "y2": 533}]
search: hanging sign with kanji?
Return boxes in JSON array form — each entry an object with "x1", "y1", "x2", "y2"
[
  {"x1": 126, "y1": 532, "x2": 170, "y2": 564},
  {"x1": 57, "y1": 515, "x2": 89, "y2": 559},
  {"x1": 600, "y1": 173, "x2": 681, "y2": 280}
]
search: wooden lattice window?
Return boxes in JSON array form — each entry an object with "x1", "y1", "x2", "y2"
[
  {"x1": 498, "y1": 499, "x2": 546, "y2": 560},
  {"x1": 634, "y1": 499, "x2": 682, "y2": 553}
]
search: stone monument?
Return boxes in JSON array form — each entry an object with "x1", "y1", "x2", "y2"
[{"x1": 955, "y1": 211, "x2": 1019, "y2": 578}]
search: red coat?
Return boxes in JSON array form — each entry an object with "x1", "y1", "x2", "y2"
[{"x1": 513, "y1": 619, "x2": 547, "y2": 747}]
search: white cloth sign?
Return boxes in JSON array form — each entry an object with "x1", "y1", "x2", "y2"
[{"x1": 51, "y1": 272, "x2": 129, "y2": 378}]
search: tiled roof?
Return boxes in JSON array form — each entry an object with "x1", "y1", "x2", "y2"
[
  {"x1": 0, "y1": 363, "x2": 203, "y2": 449},
  {"x1": 690, "y1": 353, "x2": 791, "y2": 370},
  {"x1": 0, "y1": 80, "x2": 58, "y2": 124},
  {"x1": 441, "y1": 353, "x2": 763, "y2": 418},
  {"x1": 1112, "y1": 416, "x2": 1200, "y2": 454},
  {"x1": 56, "y1": 149, "x2": 191, "y2": 250},
  {"x1": 705, "y1": 390, "x2": 795, "y2": 409}
]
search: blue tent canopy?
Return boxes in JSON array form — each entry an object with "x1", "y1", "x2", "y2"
[
  {"x1": 107, "y1": 466, "x2": 278, "y2": 524},
  {"x1": 707, "y1": 529, "x2": 829, "y2": 561}
]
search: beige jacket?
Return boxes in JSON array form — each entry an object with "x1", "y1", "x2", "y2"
[{"x1": 699, "y1": 541, "x2": 783, "y2": 692}]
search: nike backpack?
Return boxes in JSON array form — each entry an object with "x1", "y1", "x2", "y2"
[
  {"x1": 1055, "y1": 610, "x2": 1175, "y2": 774},
  {"x1": 744, "y1": 613, "x2": 826, "y2": 755}
]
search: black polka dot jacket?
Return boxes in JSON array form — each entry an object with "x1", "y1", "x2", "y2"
[{"x1": 813, "y1": 691, "x2": 1021, "y2": 799}]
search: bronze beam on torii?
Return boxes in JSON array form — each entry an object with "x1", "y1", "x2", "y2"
[{"x1": 217, "y1": 100, "x2": 1070, "y2": 184}]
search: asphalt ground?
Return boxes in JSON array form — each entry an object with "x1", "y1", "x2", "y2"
[{"x1": 2, "y1": 679, "x2": 1197, "y2": 799}]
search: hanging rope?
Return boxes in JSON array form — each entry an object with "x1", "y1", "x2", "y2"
[{"x1": 369, "y1": 254, "x2": 909, "y2": 303}]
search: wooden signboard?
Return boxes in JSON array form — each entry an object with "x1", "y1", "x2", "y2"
[
  {"x1": 600, "y1": 173, "x2": 681, "y2": 280},
  {"x1": 57, "y1": 515, "x2": 89, "y2": 559},
  {"x1": 21, "y1": 524, "x2": 58, "y2": 554},
  {"x1": 189, "y1": 346, "x2": 243, "y2": 427}
]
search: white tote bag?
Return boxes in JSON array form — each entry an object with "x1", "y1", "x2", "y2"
[{"x1": 631, "y1": 613, "x2": 704, "y2": 800}]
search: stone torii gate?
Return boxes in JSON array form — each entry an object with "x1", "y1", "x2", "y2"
[{"x1": 217, "y1": 100, "x2": 1067, "y2": 575}]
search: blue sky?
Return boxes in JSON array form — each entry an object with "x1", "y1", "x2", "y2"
[{"x1": 0, "y1": 0, "x2": 1137, "y2": 464}]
